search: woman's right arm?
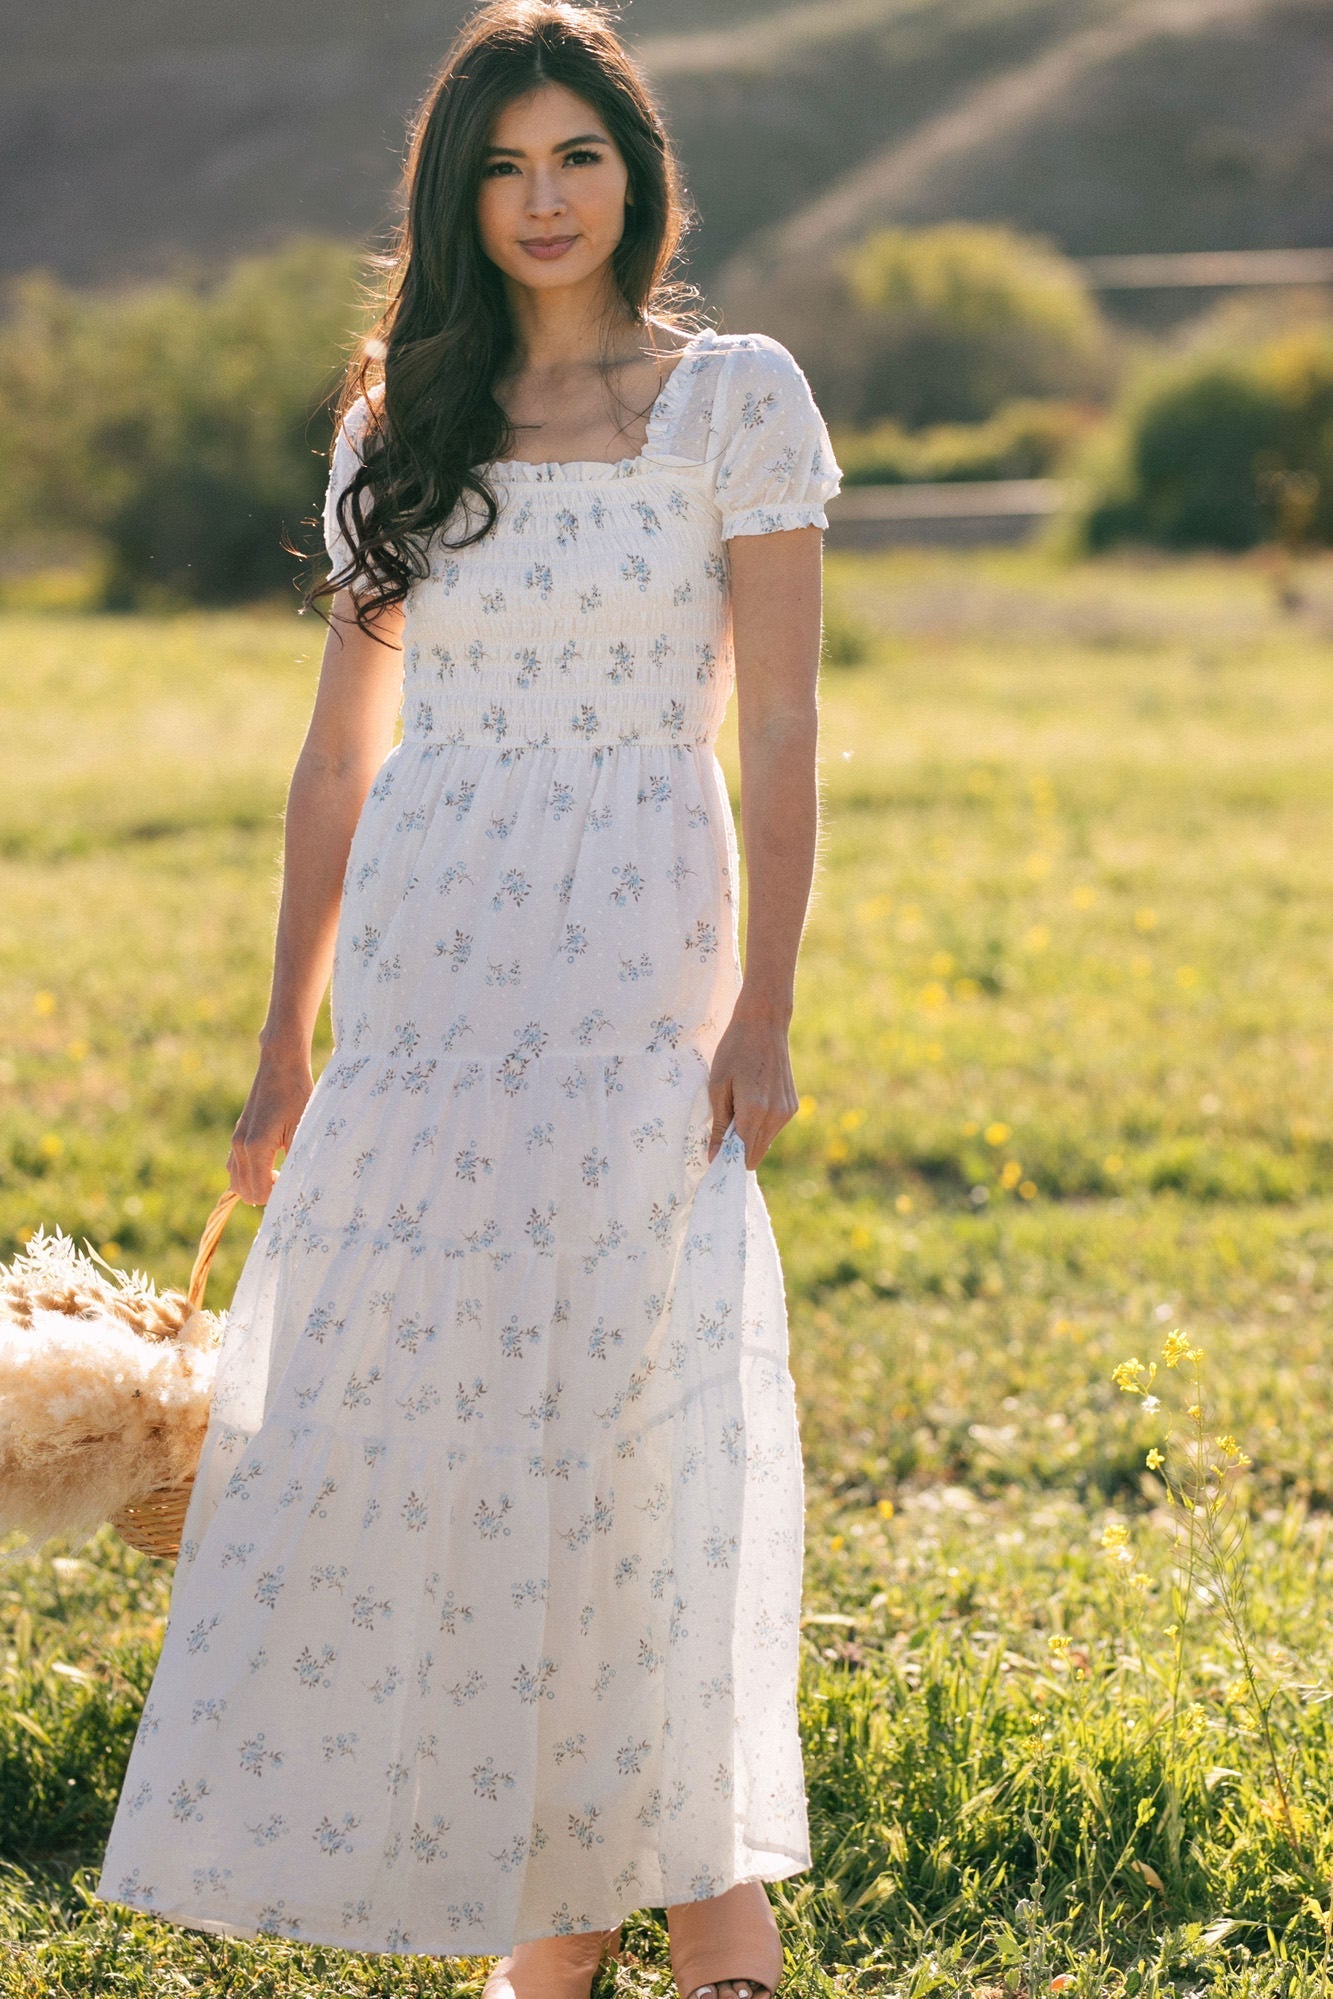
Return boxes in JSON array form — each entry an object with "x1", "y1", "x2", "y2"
[{"x1": 227, "y1": 589, "x2": 406, "y2": 1205}]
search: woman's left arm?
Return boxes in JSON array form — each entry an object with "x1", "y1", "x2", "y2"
[{"x1": 707, "y1": 523, "x2": 823, "y2": 1167}]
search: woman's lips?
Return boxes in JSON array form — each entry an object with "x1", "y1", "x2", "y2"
[{"x1": 521, "y1": 235, "x2": 577, "y2": 260}]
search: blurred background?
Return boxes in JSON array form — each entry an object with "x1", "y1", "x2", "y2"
[
  {"x1": 3, "y1": 0, "x2": 1333, "y2": 600},
  {"x1": 6, "y1": 5, "x2": 1333, "y2": 1992}
]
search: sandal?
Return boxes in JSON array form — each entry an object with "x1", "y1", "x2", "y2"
[
  {"x1": 482, "y1": 1920, "x2": 623, "y2": 1998},
  {"x1": 667, "y1": 1881, "x2": 784, "y2": 1999}
]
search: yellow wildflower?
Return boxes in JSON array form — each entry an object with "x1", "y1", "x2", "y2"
[{"x1": 1112, "y1": 1357, "x2": 1156, "y2": 1395}]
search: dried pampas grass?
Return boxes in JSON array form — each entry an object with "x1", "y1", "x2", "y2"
[{"x1": 0, "y1": 1223, "x2": 224, "y2": 1554}]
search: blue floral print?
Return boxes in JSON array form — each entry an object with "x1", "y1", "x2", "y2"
[{"x1": 94, "y1": 326, "x2": 842, "y2": 1959}]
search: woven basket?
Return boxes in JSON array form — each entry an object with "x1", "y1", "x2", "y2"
[{"x1": 107, "y1": 1187, "x2": 243, "y2": 1560}]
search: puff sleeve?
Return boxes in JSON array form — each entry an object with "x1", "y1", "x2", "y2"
[
  {"x1": 710, "y1": 334, "x2": 843, "y2": 538},
  {"x1": 322, "y1": 388, "x2": 383, "y2": 594}
]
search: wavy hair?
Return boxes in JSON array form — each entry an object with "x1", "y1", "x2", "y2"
[{"x1": 304, "y1": 0, "x2": 703, "y2": 636}]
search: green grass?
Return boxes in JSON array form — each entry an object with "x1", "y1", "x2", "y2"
[{"x1": 4, "y1": 548, "x2": 1333, "y2": 1992}]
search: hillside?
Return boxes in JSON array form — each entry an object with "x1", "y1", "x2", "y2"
[
  {"x1": 4, "y1": 0, "x2": 1331, "y2": 301},
  {"x1": 715, "y1": 0, "x2": 1333, "y2": 286}
]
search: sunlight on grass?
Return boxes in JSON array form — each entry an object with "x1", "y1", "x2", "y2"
[{"x1": 4, "y1": 550, "x2": 1333, "y2": 1991}]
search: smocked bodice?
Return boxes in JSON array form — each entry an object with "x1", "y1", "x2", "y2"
[
  {"x1": 322, "y1": 326, "x2": 844, "y2": 754},
  {"x1": 399, "y1": 459, "x2": 733, "y2": 753}
]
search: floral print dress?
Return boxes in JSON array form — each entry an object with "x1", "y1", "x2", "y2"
[{"x1": 94, "y1": 325, "x2": 844, "y2": 1958}]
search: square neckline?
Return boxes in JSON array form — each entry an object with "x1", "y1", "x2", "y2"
[{"x1": 483, "y1": 325, "x2": 717, "y2": 478}]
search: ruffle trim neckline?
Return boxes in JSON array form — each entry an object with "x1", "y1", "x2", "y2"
[{"x1": 481, "y1": 325, "x2": 720, "y2": 482}]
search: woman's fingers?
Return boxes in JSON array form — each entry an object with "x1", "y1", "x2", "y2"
[{"x1": 228, "y1": 1068, "x2": 312, "y2": 1204}]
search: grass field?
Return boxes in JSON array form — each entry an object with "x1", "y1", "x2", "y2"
[{"x1": 4, "y1": 546, "x2": 1333, "y2": 1994}]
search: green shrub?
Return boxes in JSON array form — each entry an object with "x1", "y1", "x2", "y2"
[
  {"x1": 1076, "y1": 327, "x2": 1333, "y2": 553},
  {"x1": 0, "y1": 237, "x2": 369, "y2": 608},
  {"x1": 832, "y1": 397, "x2": 1095, "y2": 487},
  {"x1": 842, "y1": 223, "x2": 1113, "y2": 429}
]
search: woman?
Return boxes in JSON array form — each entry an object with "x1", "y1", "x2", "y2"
[{"x1": 93, "y1": 4, "x2": 841, "y2": 1995}]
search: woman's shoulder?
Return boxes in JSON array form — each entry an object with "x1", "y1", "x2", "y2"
[
  {"x1": 332, "y1": 381, "x2": 386, "y2": 462},
  {"x1": 700, "y1": 328, "x2": 799, "y2": 357},
  {"x1": 682, "y1": 326, "x2": 813, "y2": 382},
  {"x1": 660, "y1": 327, "x2": 828, "y2": 448},
  {"x1": 683, "y1": 328, "x2": 827, "y2": 430}
]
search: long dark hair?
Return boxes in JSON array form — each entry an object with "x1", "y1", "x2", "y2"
[{"x1": 304, "y1": 0, "x2": 703, "y2": 636}]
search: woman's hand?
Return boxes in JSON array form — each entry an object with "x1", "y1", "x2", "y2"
[
  {"x1": 227, "y1": 1050, "x2": 315, "y2": 1206},
  {"x1": 706, "y1": 1006, "x2": 800, "y2": 1169}
]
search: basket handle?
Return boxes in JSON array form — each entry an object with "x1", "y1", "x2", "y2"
[
  {"x1": 187, "y1": 1167, "x2": 281, "y2": 1311},
  {"x1": 187, "y1": 1181, "x2": 267, "y2": 1310}
]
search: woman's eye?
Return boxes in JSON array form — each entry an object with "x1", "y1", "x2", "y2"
[{"x1": 482, "y1": 150, "x2": 603, "y2": 177}]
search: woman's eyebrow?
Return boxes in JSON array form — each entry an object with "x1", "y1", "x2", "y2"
[{"x1": 483, "y1": 132, "x2": 609, "y2": 156}]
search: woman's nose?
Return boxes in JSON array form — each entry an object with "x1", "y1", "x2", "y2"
[{"x1": 527, "y1": 172, "x2": 566, "y2": 217}]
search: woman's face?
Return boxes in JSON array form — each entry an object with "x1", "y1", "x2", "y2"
[{"x1": 477, "y1": 82, "x2": 631, "y2": 298}]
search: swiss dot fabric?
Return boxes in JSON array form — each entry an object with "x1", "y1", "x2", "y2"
[{"x1": 95, "y1": 326, "x2": 841, "y2": 1961}]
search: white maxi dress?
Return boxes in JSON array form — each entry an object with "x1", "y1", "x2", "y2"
[{"x1": 94, "y1": 325, "x2": 843, "y2": 1958}]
